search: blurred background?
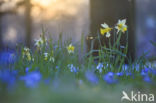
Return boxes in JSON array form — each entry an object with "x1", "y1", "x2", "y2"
[{"x1": 0, "y1": 0, "x2": 156, "y2": 58}]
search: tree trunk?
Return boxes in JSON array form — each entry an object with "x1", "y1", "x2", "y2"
[
  {"x1": 0, "y1": 14, "x2": 3, "y2": 50},
  {"x1": 25, "y1": 0, "x2": 32, "y2": 47}
]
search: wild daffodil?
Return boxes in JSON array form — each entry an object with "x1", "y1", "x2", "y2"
[
  {"x1": 100, "y1": 23, "x2": 112, "y2": 38},
  {"x1": 34, "y1": 36, "x2": 47, "y2": 48},
  {"x1": 67, "y1": 44, "x2": 75, "y2": 54},
  {"x1": 115, "y1": 19, "x2": 127, "y2": 34},
  {"x1": 22, "y1": 47, "x2": 31, "y2": 61}
]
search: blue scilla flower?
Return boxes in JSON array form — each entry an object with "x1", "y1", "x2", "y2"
[
  {"x1": 104, "y1": 63, "x2": 110, "y2": 69},
  {"x1": 25, "y1": 67, "x2": 30, "y2": 73},
  {"x1": 103, "y1": 72, "x2": 117, "y2": 84},
  {"x1": 133, "y1": 64, "x2": 140, "y2": 72},
  {"x1": 143, "y1": 68, "x2": 149, "y2": 72},
  {"x1": 20, "y1": 71, "x2": 42, "y2": 88},
  {"x1": 116, "y1": 72, "x2": 124, "y2": 77},
  {"x1": 141, "y1": 68, "x2": 150, "y2": 76},
  {"x1": 85, "y1": 71, "x2": 99, "y2": 84},
  {"x1": 122, "y1": 64, "x2": 128, "y2": 71},
  {"x1": 147, "y1": 68, "x2": 156, "y2": 75},
  {"x1": 0, "y1": 50, "x2": 16, "y2": 64},
  {"x1": 143, "y1": 67, "x2": 156, "y2": 76},
  {"x1": 125, "y1": 72, "x2": 133, "y2": 76},
  {"x1": 0, "y1": 69, "x2": 17, "y2": 86},
  {"x1": 143, "y1": 75, "x2": 151, "y2": 83},
  {"x1": 67, "y1": 64, "x2": 78, "y2": 73},
  {"x1": 96, "y1": 63, "x2": 103, "y2": 73},
  {"x1": 71, "y1": 67, "x2": 78, "y2": 73},
  {"x1": 56, "y1": 66, "x2": 59, "y2": 69}
]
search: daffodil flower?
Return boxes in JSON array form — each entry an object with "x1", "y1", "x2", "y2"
[
  {"x1": 67, "y1": 44, "x2": 75, "y2": 54},
  {"x1": 43, "y1": 52, "x2": 55, "y2": 62},
  {"x1": 115, "y1": 19, "x2": 127, "y2": 34},
  {"x1": 100, "y1": 23, "x2": 112, "y2": 38},
  {"x1": 34, "y1": 38, "x2": 44, "y2": 48},
  {"x1": 22, "y1": 47, "x2": 31, "y2": 61},
  {"x1": 34, "y1": 36, "x2": 47, "y2": 49},
  {"x1": 27, "y1": 53, "x2": 31, "y2": 61}
]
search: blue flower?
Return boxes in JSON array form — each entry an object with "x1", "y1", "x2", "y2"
[
  {"x1": 141, "y1": 71, "x2": 147, "y2": 76},
  {"x1": 25, "y1": 67, "x2": 30, "y2": 73},
  {"x1": 96, "y1": 63, "x2": 103, "y2": 73},
  {"x1": 122, "y1": 64, "x2": 128, "y2": 71},
  {"x1": 143, "y1": 76, "x2": 151, "y2": 83},
  {"x1": 103, "y1": 72, "x2": 117, "y2": 84},
  {"x1": 85, "y1": 71, "x2": 99, "y2": 84},
  {"x1": 141, "y1": 68, "x2": 150, "y2": 76},
  {"x1": 67, "y1": 64, "x2": 79, "y2": 73},
  {"x1": 133, "y1": 64, "x2": 140, "y2": 71},
  {"x1": 56, "y1": 66, "x2": 59, "y2": 69},
  {"x1": 20, "y1": 71, "x2": 42, "y2": 88},
  {"x1": 125, "y1": 72, "x2": 132, "y2": 76},
  {"x1": 144, "y1": 68, "x2": 149, "y2": 72},
  {"x1": 116, "y1": 72, "x2": 124, "y2": 77},
  {"x1": 143, "y1": 68, "x2": 156, "y2": 76},
  {"x1": 0, "y1": 69, "x2": 17, "y2": 87},
  {"x1": 0, "y1": 50, "x2": 16, "y2": 64}
]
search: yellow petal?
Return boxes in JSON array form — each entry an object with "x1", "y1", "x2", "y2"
[{"x1": 100, "y1": 28, "x2": 105, "y2": 35}]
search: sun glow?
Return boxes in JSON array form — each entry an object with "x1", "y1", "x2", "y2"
[
  {"x1": 32, "y1": 0, "x2": 57, "y2": 7},
  {"x1": 30, "y1": 0, "x2": 89, "y2": 21}
]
